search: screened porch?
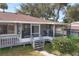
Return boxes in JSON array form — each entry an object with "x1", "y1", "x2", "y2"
[{"x1": 0, "y1": 23, "x2": 66, "y2": 48}]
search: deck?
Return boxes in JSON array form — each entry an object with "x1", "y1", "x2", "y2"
[{"x1": 0, "y1": 34, "x2": 53, "y2": 48}]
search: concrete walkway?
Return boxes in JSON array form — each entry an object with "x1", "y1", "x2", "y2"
[{"x1": 35, "y1": 50, "x2": 56, "y2": 56}]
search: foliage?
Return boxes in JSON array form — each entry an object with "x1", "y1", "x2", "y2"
[
  {"x1": 52, "y1": 37, "x2": 77, "y2": 54},
  {"x1": 17, "y1": 3, "x2": 68, "y2": 21},
  {"x1": 0, "y1": 3, "x2": 8, "y2": 12},
  {"x1": 44, "y1": 36, "x2": 79, "y2": 55},
  {"x1": 44, "y1": 42, "x2": 53, "y2": 53},
  {"x1": 52, "y1": 3, "x2": 68, "y2": 21},
  {"x1": 64, "y1": 4, "x2": 79, "y2": 23},
  {"x1": 17, "y1": 3, "x2": 54, "y2": 19},
  {"x1": 67, "y1": 35, "x2": 79, "y2": 43},
  {"x1": 63, "y1": 19, "x2": 70, "y2": 23}
]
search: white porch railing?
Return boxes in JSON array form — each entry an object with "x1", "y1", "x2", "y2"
[{"x1": 0, "y1": 34, "x2": 19, "y2": 48}]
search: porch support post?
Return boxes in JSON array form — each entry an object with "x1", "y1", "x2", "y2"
[
  {"x1": 14, "y1": 24, "x2": 17, "y2": 34},
  {"x1": 30, "y1": 24, "x2": 33, "y2": 42},
  {"x1": 53, "y1": 24, "x2": 55, "y2": 39},
  {"x1": 20, "y1": 23, "x2": 22, "y2": 39},
  {"x1": 30, "y1": 24, "x2": 32, "y2": 39},
  {"x1": 39, "y1": 24, "x2": 41, "y2": 37}
]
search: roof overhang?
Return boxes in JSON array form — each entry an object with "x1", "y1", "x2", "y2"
[{"x1": 0, "y1": 20, "x2": 67, "y2": 25}]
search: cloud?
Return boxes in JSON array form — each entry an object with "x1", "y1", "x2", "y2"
[{"x1": 0, "y1": 9, "x2": 3, "y2": 12}]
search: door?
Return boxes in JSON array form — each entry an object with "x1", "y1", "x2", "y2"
[
  {"x1": 31, "y1": 24, "x2": 39, "y2": 37},
  {"x1": 22, "y1": 24, "x2": 30, "y2": 38}
]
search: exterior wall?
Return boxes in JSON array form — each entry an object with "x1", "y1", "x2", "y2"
[
  {"x1": 67, "y1": 22, "x2": 79, "y2": 36},
  {"x1": 70, "y1": 29, "x2": 79, "y2": 36}
]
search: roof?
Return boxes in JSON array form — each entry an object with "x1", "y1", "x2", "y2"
[{"x1": 0, "y1": 12, "x2": 66, "y2": 25}]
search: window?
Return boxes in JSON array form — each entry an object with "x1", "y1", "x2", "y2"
[{"x1": 0, "y1": 24, "x2": 15, "y2": 35}]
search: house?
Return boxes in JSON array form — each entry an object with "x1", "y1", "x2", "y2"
[
  {"x1": 68, "y1": 22, "x2": 79, "y2": 36},
  {"x1": 0, "y1": 12, "x2": 66, "y2": 49}
]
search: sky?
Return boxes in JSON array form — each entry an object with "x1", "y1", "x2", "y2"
[{"x1": 6, "y1": 3, "x2": 20, "y2": 13}]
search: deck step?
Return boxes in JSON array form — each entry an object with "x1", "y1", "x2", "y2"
[{"x1": 33, "y1": 40, "x2": 45, "y2": 51}]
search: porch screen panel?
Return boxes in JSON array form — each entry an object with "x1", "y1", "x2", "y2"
[
  {"x1": 41, "y1": 24, "x2": 53, "y2": 36},
  {"x1": 0, "y1": 25, "x2": 7, "y2": 34},
  {"x1": 7, "y1": 24, "x2": 15, "y2": 34},
  {"x1": 0, "y1": 24, "x2": 15, "y2": 35},
  {"x1": 32, "y1": 26, "x2": 39, "y2": 37}
]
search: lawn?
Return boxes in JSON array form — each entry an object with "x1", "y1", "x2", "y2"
[{"x1": 0, "y1": 44, "x2": 43, "y2": 56}]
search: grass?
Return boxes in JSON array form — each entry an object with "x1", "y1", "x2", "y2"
[{"x1": 0, "y1": 44, "x2": 43, "y2": 56}]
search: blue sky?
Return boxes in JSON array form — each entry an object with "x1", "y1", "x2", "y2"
[{"x1": 6, "y1": 3, "x2": 20, "y2": 12}]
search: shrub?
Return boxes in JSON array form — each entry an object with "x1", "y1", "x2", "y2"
[
  {"x1": 68, "y1": 35, "x2": 79, "y2": 43},
  {"x1": 44, "y1": 42, "x2": 53, "y2": 53},
  {"x1": 52, "y1": 38, "x2": 77, "y2": 54}
]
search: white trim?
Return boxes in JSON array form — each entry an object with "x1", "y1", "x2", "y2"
[
  {"x1": 20, "y1": 36, "x2": 53, "y2": 43},
  {"x1": 39, "y1": 24, "x2": 41, "y2": 37},
  {"x1": 14, "y1": 24, "x2": 17, "y2": 34},
  {"x1": 20, "y1": 23, "x2": 22, "y2": 39},
  {"x1": 0, "y1": 20, "x2": 52, "y2": 24},
  {"x1": 0, "y1": 20, "x2": 67, "y2": 25},
  {"x1": 53, "y1": 24, "x2": 55, "y2": 39},
  {"x1": 30, "y1": 24, "x2": 32, "y2": 38},
  {"x1": 0, "y1": 34, "x2": 17, "y2": 37}
]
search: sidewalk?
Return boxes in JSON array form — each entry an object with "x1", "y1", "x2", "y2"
[{"x1": 35, "y1": 50, "x2": 56, "y2": 56}]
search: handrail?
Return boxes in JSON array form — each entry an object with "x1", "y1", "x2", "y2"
[{"x1": 0, "y1": 34, "x2": 18, "y2": 37}]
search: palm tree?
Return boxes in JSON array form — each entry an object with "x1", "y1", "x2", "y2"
[{"x1": 0, "y1": 3, "x2": 8, "y2": 12}]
